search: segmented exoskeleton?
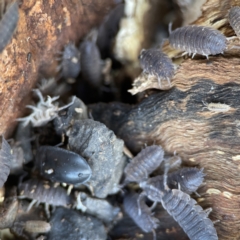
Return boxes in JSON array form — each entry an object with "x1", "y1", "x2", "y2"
[
  {"x1": 161, "y1": 189, "x2": 218, "y2": 240},
  {"x1": 123, "y1": 192, "x2": 159, "y2": 240},
  {"x1": 123, "y1": 145, "x2": 164, "y2": 186},
  {"x1": 139, "y1": 48, "x2": 175, "y2": 88},
  {"x1": 169, "y1": 25, "x2": 227, "y2": 59}
]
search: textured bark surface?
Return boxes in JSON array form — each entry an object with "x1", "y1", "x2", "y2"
[
  {"x1": 90, "y1": 0, "x2": 240, "y2": 239},
  {"x1": 0, "y1": 0, "x2": 114, "y2": 137}
]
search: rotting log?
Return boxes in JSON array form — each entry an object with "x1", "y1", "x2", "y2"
[
  {"x1": 0, "y1": 0, "x2": 114, "y2": 137},
  {"x1": 89, "y1": 0, "x2": 240, "y2": 239}
]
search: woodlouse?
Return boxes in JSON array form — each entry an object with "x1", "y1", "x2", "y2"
[
  {"x1": 123, "y1": 145, "x2": 164, "y2": 185},
  {"x1": 166, "y1": 167, "x2": 205, "y2": 194},
  {"x1": 202, "y1": 101, "x2": 231, "y2": 112},
  {"x1": 58, "y1": 43, "x2": 81, "y2": 79},
  {"x1": 24, "y1": 220, "x2": 51, "y2": 233},
  {"x1": 80, "y1": 38, "x2": 103, "y2": 88},
  {"x1": 123, "y1": 192, "x2": 159, "y2": 240},
  {"x1": 139, "y1": 48, "x2": 175, "y2": 87},
  {"x1": 18, "y1": 179, "x2": 73, "y2": 213},
  {"x1": 0, "y1": 136, "x2": 13, "y2": 188},
  {"x1": 139, "y1": 167, "x2": 204, "y2": 212},
  {"x1": 228, "y1": 6, "x2": 240, "y2": 37},
  {"x1": 161, "y1": 189, "x2": 218, "y2": 240},
  {"x1": 0, "y1": 1, "x2": 19, "y2": 53},
  {"x1": 35, "y1": 145, "x2": 92, "y2": 185},
  {"x1": 169, "y1": 25, "x2": 227, "y2": 59},
  {"x1": 17, "y1": 89, "x2": 76, "y2": 127}
]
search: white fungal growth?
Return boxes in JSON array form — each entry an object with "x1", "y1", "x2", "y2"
[
  {"x1": 202, "y1": 101, "x2": 231, "y2": 112},
  {"x1": 17, "y1": 89, "x2": 75, "y2": 127}
]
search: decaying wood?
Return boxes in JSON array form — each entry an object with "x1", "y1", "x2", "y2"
[
  {"x1": 90, "y1": 0, "x2": 240, "y2": 239},
  {"x1": 0, "y1": 0, "x2": 114, "y2": 137}
]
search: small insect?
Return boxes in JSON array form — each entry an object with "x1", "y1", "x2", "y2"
[
  {"x1": 17, "y1": 89, "x2": 75, "y2": 127},
  {"x1": 228, "y1": 6, "x2": 240, "y2": 37},
  {"x1": 24, "y1": 220, "x2": 51, "y2": 233},
  {"x1": 123, "y1": 192, "x2": 159, "y2": 240},
  {"x1": 0, "y1": 136, "x2": 13, "y2": 188},
  {"x1": 35, "y1": 146, "x2": 92, "y2": 185},
  {"x1": 169, "y1": 25, "x2": 227, "y2": 59},
  {"x1": 18, "y1": 179, "x2": 73, "y2": 215},
  {"x1": 161, "y1": 189, "x2": 218, "y2": 240},
  {"x1": 0, "y1": 1, "x2": 19, "y2": 53},
  {"x1": 139, "y1": 49, "x2": 174, "y2": 88},
  {"x1": 80, "y1": 35, "x2": 103, "y2": 88},
  {"x1": 57, "y1": 43, "x2": 81, "y2": 79},
  {"x1": 202, "y1": 101, "x2": 231, "y2": 112},
  {"x1": 122, "y1": 145, "x2": 164, "y2": 186}
]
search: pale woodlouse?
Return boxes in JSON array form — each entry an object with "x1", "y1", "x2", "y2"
[
  {"x1": 169, "y1": 25, "x2": 227, "y2": 59},
  {"x1": 202, "y1": 101, "x2": 231, "y2": 112}
]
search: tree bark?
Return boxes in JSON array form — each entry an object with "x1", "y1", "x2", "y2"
[{"x1": 0, "y1": 0, "x2": 114, "y2": 136}]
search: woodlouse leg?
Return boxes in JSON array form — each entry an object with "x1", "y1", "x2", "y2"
[
  {"x1": 150, "y1": 201, "x2": 158, "y2": 211},
  {"x1": 204, "y1": 207, "x2": 212, "y2": 217},
  {"x1": 226, "y1": 36, "x2": 239, "y2": 41},
  {"x1": 44, "y1": 203, "x2": 51, "y2": 219},
  {"x1": 194, "y1": 191, "x2": 201, "y2": 197},
  {"x1": 67, "y1": 184, "x2": 73, "y2": 195},
  {"x1": 76, "y1": 192, "x2": 87, "y2": 212},
  {"x1": 137, "y1": 192, "x2": 146, "y2": 216},
  {"x1": 27, "y1": 199, "x2": 37, "y2": 212},
  {"x1": 83, "y1": 182, "x2": 94, "y2": 196},
  {"x1": 32, "y1": 89, "x2": 44, "y2": 104},
  {"x1": 123, "y1": 145, "x2": 134, "y2": 158},
  {"x1": 58, "y1": 96, "x2": 76, "y2": 111},
  {"x1": 191, "y1": 53, "x2": 196, "y2": 59},
  {"x1": 152, "y1": 229, "x2": 157, "y2": 240}
]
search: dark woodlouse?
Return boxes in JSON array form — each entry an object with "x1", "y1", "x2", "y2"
[
  {"x1": 123, "y1": 192, "x2": 159, "y2": 240},
  {"x1": 0, "y1": 136, "x2": 13, "y2": 188},
  {"x1": 0, "y1": 1, "x2": 19, "y2": 53},
  {"x1": 228, "y1": 6, "x2": 240, "y2": 37},
  {"x1": 35, "y1": 146, "x2": 92, "y2": 185},
  {"x1": 18, "y1": 179, "x2": 73, "y2": 212},
  {"x1": 80, "y1": 39, "x2": 102, "y2": 88},
  {"x1": 58, "y1": 43, "x2": 81, "y2": 79},
  {"x1": 165, "y1": 167, "x2": 205, "y2": 194},
  {"x1": 169, "y1": 25, "x2": 227, "y2": 59},
  {"x1": 123, "y1": 145, "x2": 164, "y2": 185},
  {"x1": 161, "y1": 189, "x2": 218, "y2": 240},
  {"x1": 139, "y1": 167, "x2": 204, "y2": 203},
  {"x1": 139, "y1": 48, "x2": 175, "y2": 87},
  {"x1": 96, "y1": 3, "x2": 124, "y2": 58}
]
